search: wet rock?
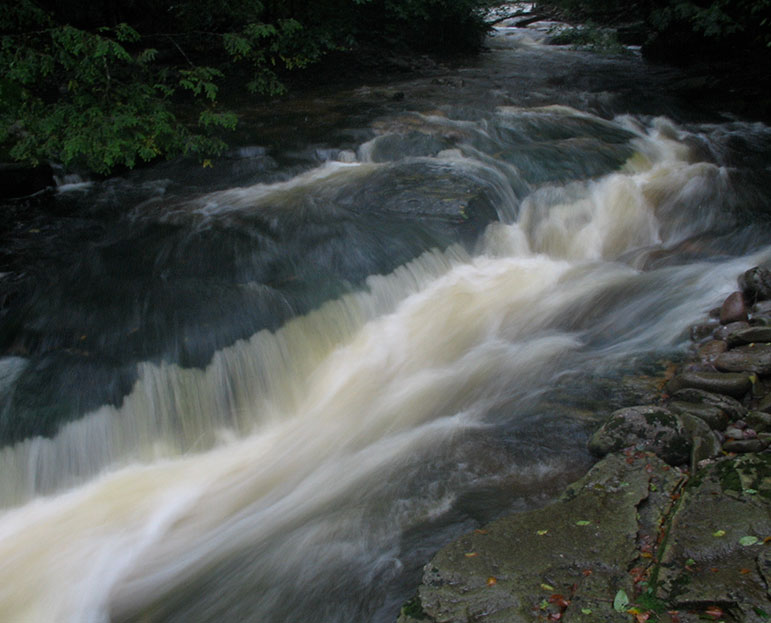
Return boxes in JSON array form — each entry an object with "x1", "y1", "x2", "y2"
[
  {"x1": 690, "y1": 322, "x2": 718, "y2": 342},
  {"x1": 668, "y1": 400, "x2": 731, "y2": 430},
  {"x1": 697, "y1": 339, "x2": 727, "y2": 363},
  {"x1": 749, "y1": 313, "x2": 771, "y2": 327},
  {"x1": 657, "y1": 453, "x2": 771, "y2": 621},
  {"x1": 678, "y1": 413, "x2": 722, "y2": 470},
  {"x1": 724, "y1": 426, "x2": 745, "y2": 439},
  {"x1": 757, "y1": 392, "x2": 771, "y2": 412},
  {"x1": 744, "y1": 410, "x2": 771, "y2": 432},
  {"x1": 753, "y1": 299, "x2": 771, "y2": 315},
  {"x1": 666, "y1": 371, "x2": 752, "y2": 398},
  {"x1": 714, "y1": 343, "x2": 771, "y2": 375},
  {"x1": 725, "y1": 325, "x2": 771, "y2": 347},
  {"x1": 411, "y1": 454, "x2": 682, "y2": 623},
  {"x1": 723, "y1": 438, "x2": 769, "y2": 452},
  {"x1": 669, "y1": 387, "x2": 746, "y2": 421},
  {"x1": 714, "y1": 320, "x2": 750, "y2": 341},
  {"x1": 588, "y1": 405, "x2": 691, "y2": 465},
  {"x1": 738, "y1": 266, "x2": 771, "y2": 303},
  {"x1": 719, "y1": 291, "x2": 748, "y2": 324}
]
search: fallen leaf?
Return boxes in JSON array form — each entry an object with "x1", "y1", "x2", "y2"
[
  {"x1": 712, "y1": 530, "x2": 726, "y2": 537},
  {"x1": 613, "y1": 589, "x2": 630, "y2": 612},
  {"x1": 486, "y1": 576, "x2": 497, "y2": 586},
  {"x1": 739, "y1": 535, "x2": 759, "y2": 546},
  {"x1": 580, "y1": 608, "x2": 592, "y2": 615},
  {"x1": 740, "y1": 568, "x2": 751, "y2": 574},
  {"x1": 474, "y1": 529, "x2": 488, "y2": 535},
  {"x1": 540, "y1": 583, "x2": 555, "y2": 591},
  {"x1": 575, "y1": 520, "x2": 591, "y2": 526},
  {"x1": 704, "y1": 605, "x2": 723, "y2": 619},
  {"x1": 464, "y1": 552, "x2": 478, "y2": 558},
  {"x1": 537, "y1": 529, "x2": 549, "y2": 536},
  {"x1": 582, "y1": 569, "x2": 593, "y2": 577}
]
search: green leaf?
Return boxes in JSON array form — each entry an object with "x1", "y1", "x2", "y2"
[
  {"x1": 613, "y1": 589, "x2": 629, "y2": 612},
  {"x1": 739, "y1": 535, "x2": 759, "y2": 546},
  {"x1": 581, "y1": 608, "x2": 592, "y2": 615},
  {"x1": 744, "y1": 488, "x2": 758, "y2": 495},
  {"x1": 712, "y1": 530, "x2": 726, "y2": 537},
  {"x1": 576, "y1": 520, "x2": 591, "y2": 526}
]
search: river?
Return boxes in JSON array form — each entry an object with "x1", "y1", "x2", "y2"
[{"x1": 1, "y1": 15, "x2": 770, "y2": 623}]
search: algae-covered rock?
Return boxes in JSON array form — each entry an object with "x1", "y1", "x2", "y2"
[
  {"x1": 412, "y1": 453, "x2": 682, "y2": 623},
  {"x1": 587, "y1": 405, "x2": 691, "y2": 465}
]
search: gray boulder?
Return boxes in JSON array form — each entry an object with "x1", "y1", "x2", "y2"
[
  {"x1": 715, "y1": 343, "x2": 771, "y2": 375},
  {"x1": 588, "y1": 405, "x2": 691, "y2": 465}
]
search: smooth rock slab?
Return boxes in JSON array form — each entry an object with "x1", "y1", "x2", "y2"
[
  {"x1": 406, "y1": 454, "x2": 681, "y2": 623},
  {"x1": 726, "y1": 326, "x2": 771, "y2": 347},
  {"x1": 587, "y1": 406, "x2": 691, "y2": 465},
  {"x1": 666, "y1": 371, "x2": 752, "y2": 398},
  {"x1": 715, "y1": 343, "x2": 771, "y2": 375},
  {"x1": 657, "y1": 453, "x2": 771, "y2": 622}
]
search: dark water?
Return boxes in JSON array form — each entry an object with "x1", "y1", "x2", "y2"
[{"x1": 0, "y1": 16, "x2": 770, "y2": 623}]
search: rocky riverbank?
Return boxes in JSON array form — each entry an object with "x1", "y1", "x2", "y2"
[{"x1": 398, "y1": 268, "x2": 771, "y2": 623}]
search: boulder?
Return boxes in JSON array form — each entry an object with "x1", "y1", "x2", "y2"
[
  {"x1": 744, "y1": 410, "x2": 771, "y2": 432},
  {"x1": 588, "y1": 405, "x2": 691, "y2": 465},
  {"x1": 669, "y1": 387, "x2": 747, "y2": 421},
  {"x1": 738, "y1": 266, "x2": 771, "y2": 303},
  {"x1": 714, "y1": 320, "x2": 750, "y2": 341},
  {"x1": 714, "y1": 343, "x2": 771, "y2": 375},
  {"x1": 668, "y1": 400, "x2": 731, "y2": 430},
  {"x1": 719, "y1": 291, "x2": 748, "y2": 324},
  {"x1": 697, "y1": 339, "x2": 727, "y2": 363},
  {"x1": 725, "y1": 325, "x2": 771, "y2": 347},
  {"x1": 666, "y1": 371, "x2": 752, "y2": 398}
]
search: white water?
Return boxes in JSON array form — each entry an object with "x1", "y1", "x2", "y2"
[{"x1": 1, "y1": 43, "x2": 771, "y2": 623}]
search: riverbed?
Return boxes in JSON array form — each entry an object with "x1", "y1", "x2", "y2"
[{"x1": 0, "y1": 15, "x2": 770, "y2": 623}]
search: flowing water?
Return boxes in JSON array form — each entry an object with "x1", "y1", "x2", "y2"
[{"x1": 2, "y1": 16, "x2": 771, "y2": 623}]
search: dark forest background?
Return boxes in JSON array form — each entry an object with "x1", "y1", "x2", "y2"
[{"x1": 1, "y1": 0, "x2": 769, "y2": 176}]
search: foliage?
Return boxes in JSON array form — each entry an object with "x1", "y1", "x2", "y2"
[
  {"x1": 1, "y1": 0, "x2": 490, "y2": 175},
  {"x1": 548, "y1": 22, "x2": 628, "y2": 54},
  {"x1": 649, "y1": 0, "x2": 771, "y2": 49},
  {"x1": 537, "y1": 0, "x2": 771, "y2": 53}
]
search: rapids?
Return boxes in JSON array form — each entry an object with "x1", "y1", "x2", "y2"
[{"x1": 1, "y1": 15, "x2": 771, "y2": 623}]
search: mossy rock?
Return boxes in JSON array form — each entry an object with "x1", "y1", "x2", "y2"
[{"x1": 588, "y1": 405, "x2": 691, "y2": 466}]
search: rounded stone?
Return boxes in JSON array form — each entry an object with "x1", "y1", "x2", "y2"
[
  {"x1": 588, "y1": 405, "x2": 691, "y2": 466},
  {"x1": 720, "y1": 291, "x2": 748, "y2": 324}
]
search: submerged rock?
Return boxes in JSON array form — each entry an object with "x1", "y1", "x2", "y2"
[{"x1": 587, "y1": 405, "x2": 691, "y2": 465}]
